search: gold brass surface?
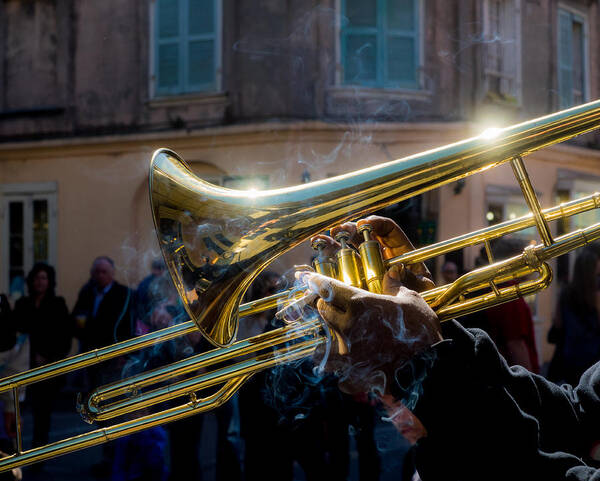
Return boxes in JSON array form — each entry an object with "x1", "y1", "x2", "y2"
[
  {"x1": 358, "y1": 225, "x2": 386, "y2": 294},
  {"x1": 335, "y1": 231, "x2": 365, "y2": 288},
  {"x1": 1, "y1": 100, "x2": 600, "y2": 473},
  {"x1": 311, "y1": 238, "x2": 338, "y2": 278}
]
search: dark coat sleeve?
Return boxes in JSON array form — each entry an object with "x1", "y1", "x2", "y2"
[
  {"x1": 49, "y1": 296, "x2": 73, "y2": 361},
  {"x1": 0, "y1": 294, "x2": 15, "y2": 351},
  {"x1": 72, "y1": 282, "x2": 93, "y2": 319},
  {"x1": 111, "y1": 283, "x2": 133, "y2": 344},
  {"x1": 13, "y1": 296, "x2": 72, "y2": 363},
  {"x1": 413, "y1": 320, "x2": 600, "y2": 481},
  {"x1": 72, "y1": 282, "x2": 133, "y2": 349}
]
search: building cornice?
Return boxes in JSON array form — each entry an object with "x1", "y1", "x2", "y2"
[
  {"x1": 0, "y1": 120, "x2": 470, "y2": 159},
  {"x1": 1, "y1": 121, "x2": 598, "y2": 164}
]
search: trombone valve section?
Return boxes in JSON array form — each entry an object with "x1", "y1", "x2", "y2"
[
  {"x1": 276, "y1": 225, "x2": 385, "y2": 323},
  {"x1": 311, "y1": 224, "x2": 385, "y2": 295}
]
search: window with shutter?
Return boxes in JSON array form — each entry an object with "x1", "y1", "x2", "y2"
[
  {"x1": 154, "y1": 0, "x2": 219, "y2": 96},
  {"x1": 557, "y1": 7, "x2": 587, "y2": 109},
  {"x1": 482, "y1": 0, "x2": 521, "y2": 103},
  {"x1": 341, "y1": 0, "x2": 420, "y2": 89}
]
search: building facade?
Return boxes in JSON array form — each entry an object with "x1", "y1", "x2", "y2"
[{"x1": 1, "y1": 0, "x2": 600, "y2": 363}]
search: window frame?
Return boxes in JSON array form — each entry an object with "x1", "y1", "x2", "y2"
[
  {"x1": 0, "y1": 182, "x2": 58, "y2": 297},
  {"x1": 337, "y1": 0, "x2": 424, "y2": 90},
  {"x1": 557, "y1": 4, "x2": 589, "y2": 109},
  {"x1": 150, "y1": 0, "x2": 223, "y2": 98},
  {"x1": 482, "y1": 0, "x2": 522, "y2": 105}
]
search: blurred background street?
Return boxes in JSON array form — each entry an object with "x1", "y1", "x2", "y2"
[{"x1": 15, "y1": 391, "x2": 412, "y2": 481}]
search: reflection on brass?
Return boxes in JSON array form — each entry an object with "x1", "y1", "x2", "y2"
[
  {"x1": 335, "y1": 231, "x2": 364, "y2": 288},
  {"x1": 357, "y1": 224, "x2": 385, "y2": 294},
  {"x1": 1, "y1": 100, "x2": 600, "y2": 473},
  {"x1": 311, "y1": 238, "x2": 337, "y2": 278}
]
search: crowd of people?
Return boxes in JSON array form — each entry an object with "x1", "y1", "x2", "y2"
[
  {"x1": 1, "y1": 222, "x2": 600, "y2": 480},
  {"x1": 0, "y1": 257, "x2": 393, "y2": 481}
]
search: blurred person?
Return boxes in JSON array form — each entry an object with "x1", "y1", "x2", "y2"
[
  {"x1": 111, "y1": 410, "x2": 169, "y2": 481},
  {"x1": 0, "y1": 295, "x2": 14, "y2": 351},
  {"x1": 134, "y1": 274, "x2": 241, "y2": 481},
  {"x1": 72, "y1": 256, "x2": 133, "y2": 477},
  {"x1": 381, "y1": 396, "x2": 426, "y2": 481},
  {"x1": 547, "y1": 246, "x2": 600, "y2": 385},
  {"x1": 134, "y1": 258, "x2": 166, "y2": 335},
  {"x1": 12, "y1": 263, "x2": 71, "y2": 450},
  {"x1": 454, "y1": 249, "x2": 490, "y2": 332},
  {"x1": 111, "y1": 428, "x2": 169, "y2": 481},
  {"x1": 112, "y1": 323, "x2": 171, "y2": 481},
  {"x1": 140, "y1": 275, "x2": 203, "y2": 480},
  {"x1": 440, "y1": 261, "x2": 459, "y2": 285},
  {"x1": 238, "y1": 271, "x2": 329, "y2": 481},
  {"x1": 481, "y1": 239, "x2": 539, "y2": 373},
  {"x1": 238, "y1": 270, "x2": 283, "y2": 481},
  {"x1": 323, "y1": 390, "x2": 381, "y2": 481},
  {"x1": 307, "y1": 216, "x2": 600, "y2": 481},
  {"x1": 7, "y1": 277, "x2": 25, "y2": 306},
  {"x1": 73, "y1": 256, "x2": 133, "y2": 354},
  {"x1": 0, "y1": 293, "x2": 28, "y2": 453},
  {"x1": 143, "y1": 271, "x2": 181, "y2": 333}
]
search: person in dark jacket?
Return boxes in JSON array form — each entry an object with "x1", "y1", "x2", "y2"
[
  {"x1": 73, "y1": 256, "x2": 133, "y2": 356},
  {"x1": 133, "y1": 258, "x2": 166, "y2": 335},
  {"x1": 12, "y1": 263, "x2": 72, "y2": 449},
  {"x1": 0, "y1": 295, "x2": 14, "y2": 353},
  {"x1": 306, "y1": 216, "x2": 600, "y2": 481},
  {"x1": 73, "y1": 256, "x2": 133, "y2": 476},
  {"x1": 548, "y1": 246, "x2": 600, "y2": 385},
  {"x1": 0, "y1": 293, "x2": 17, "y2": 446}
]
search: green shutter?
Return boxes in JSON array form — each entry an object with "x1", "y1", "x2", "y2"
[
  {"x1": 189, "y1": 0, "x2": 214, "y2": 35},
  {"x1": 189, "y1": 40, "x2": 215, "y2": 86},
  {"x1": 345, "y1": 0, "x2": 377, "y2": 28},
  {"x1": 158, "y1": 0, "x2": 179, "y2": 38},
  {"x1": 155, "y1": 0, "x2": 217, "y2": 95},
  {"x1": 341, "y1": 0, "x2": 419, "y2": 89},
  {"x1": 571, "y1": 16, "x2": 585, "y2": 104},
  {"x1": 156, "y1": 0, "x2": 181, "y2": 93},
  {"x1": 387, "y1": 36, "x2": 415, "y2": 85},
  {"x1": 387, "y1": 0, "x2": 415, "y2": 31},
  {"x1": 385, "y1": 0, "x2": 418, "y2": 87},
  {"x1": 558, "y1": 9, "x2": 573, "y2": 108},
  {"x1": 187, "y1": 0, "x2": 216, "y2": 90},
  {"x1": 158, "y1": 44, "x2": 180, "y2": 89},
  {"x1": 344, "y1": 34, "x2": 378, "y2": 84}
]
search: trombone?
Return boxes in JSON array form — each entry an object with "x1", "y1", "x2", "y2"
[{"x1": 1, "y1": 100, "x2": 600, "y2": 472}]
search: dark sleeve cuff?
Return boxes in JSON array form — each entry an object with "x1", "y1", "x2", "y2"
[{"x1": 409, "y1": 320, "x2": 595, "y2": 481}]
